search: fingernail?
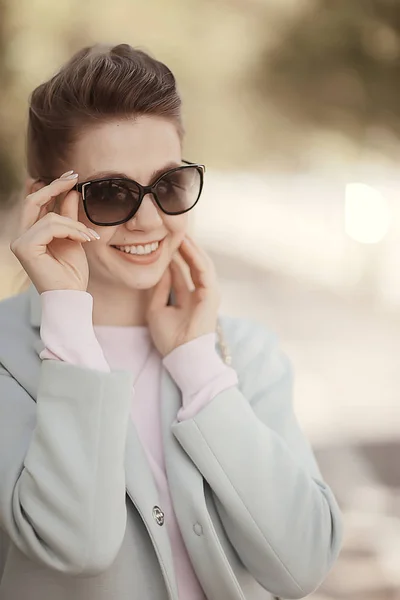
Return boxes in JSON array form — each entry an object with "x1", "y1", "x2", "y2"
[
  {"x1": 87, "y1": 228, "x2": 100, "y2": 240},
  {"x1": 63, "y1": 173, "x2": 79, "y2": 180},
  {"x1": 60, "y1": 170, "x2": 74, "y2": 178},
  {"x1": 80, "y1": 232, "x2": 92, "y2": 241}
]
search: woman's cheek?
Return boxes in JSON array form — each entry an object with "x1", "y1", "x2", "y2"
[{"x1": 167, "y1": 213, "x2": 189, "y2": 234}]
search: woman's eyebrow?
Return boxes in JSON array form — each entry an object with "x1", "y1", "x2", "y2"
[
  {"x1": 149, "y1": 162, "x2": 182, "y2": 180},
  {"x1": 83, "y1": 171, "x2": 130, "y2": 181},
  {"x1": 83, "y1": 163, "x2": 182, "y2": 183}
]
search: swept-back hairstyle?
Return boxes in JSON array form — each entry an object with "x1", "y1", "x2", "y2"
[{"x1": 27, "y1": 43, "x2": 183, "y2": 180}]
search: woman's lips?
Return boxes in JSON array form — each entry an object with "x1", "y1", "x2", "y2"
[{"x1": 111, "y1": 239, "x2": 164, "y2": 265}]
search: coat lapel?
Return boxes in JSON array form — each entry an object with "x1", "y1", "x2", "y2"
[
  {"x1": 160, "y1": 369, "x2": 207, "y2": 567},
  {"x1": 124, "y1": 419, "x2": 179, "y2": 599}
]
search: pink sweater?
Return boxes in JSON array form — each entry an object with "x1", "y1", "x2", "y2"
[{"x1": 39, "y1": 291, "x2": 238, "y2": 600}]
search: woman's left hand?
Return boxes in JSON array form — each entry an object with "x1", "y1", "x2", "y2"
[{"x1": 146, "y1": 236, "x2": 220, "y2": 357}]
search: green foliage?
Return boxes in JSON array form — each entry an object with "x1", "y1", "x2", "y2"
[
  {"x1": 0, "y1": 0, "x2": 20, "y2": 206},
  {"x1": 255, "y1": 0, "x2": 400, "y2": 139}
]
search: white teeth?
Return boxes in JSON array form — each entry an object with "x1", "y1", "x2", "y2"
[{"x1": 115, "y1": 241, "x2": 160, "y2": 255}]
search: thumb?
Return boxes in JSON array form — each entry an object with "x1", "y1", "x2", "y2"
[
  {"x1": 59, "y1": 189, "x2": 80, "y2": 221},
  {"x1": 148, "y1": 267, "x2": 172, "y2": 313}
]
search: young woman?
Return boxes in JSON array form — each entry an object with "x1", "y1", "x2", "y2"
[{"x1": 0, "y1": 44, "x2": 342, "y2": 600}]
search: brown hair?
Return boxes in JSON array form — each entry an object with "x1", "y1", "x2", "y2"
[{"x1": 27, "y1": 43, "x2": 183, "y2": 180}]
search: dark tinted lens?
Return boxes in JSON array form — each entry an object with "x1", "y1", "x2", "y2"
[
  {"x1": 155, "y1": 167, "x2": 201, "y2": 214},
  {"x1": 84, "y1": 180, "x2": 141, "y2": 225}
]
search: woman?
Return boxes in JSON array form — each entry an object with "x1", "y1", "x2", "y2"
[{"x1": 0, "y1": 44, "x2": 342, "y2": 600}]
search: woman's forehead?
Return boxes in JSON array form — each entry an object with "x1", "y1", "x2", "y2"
[{"x1": 73, "y1": 117, "x2": 182, "y2": 183}]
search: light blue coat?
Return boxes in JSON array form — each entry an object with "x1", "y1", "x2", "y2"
[{"x1": 0, "y1": 287, "x2": 342, "y2": 600}]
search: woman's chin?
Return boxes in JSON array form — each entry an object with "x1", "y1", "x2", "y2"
[{"x1": 112, "y1": 264, "x2": 167, "y2": 292}]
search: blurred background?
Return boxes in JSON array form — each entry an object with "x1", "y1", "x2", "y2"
[{"x1": 1, "y1": 0, "x2": 400, "y2": 597}]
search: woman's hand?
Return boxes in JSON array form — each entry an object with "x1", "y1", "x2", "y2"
[
  {"x1": 146, "y1": 236, "x2": 220, "y2": 357},
  {"x1": 10, "y1": 172, "x2": 100, "y2": 294}
]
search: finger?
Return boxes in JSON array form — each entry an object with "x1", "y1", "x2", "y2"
[
  {"x1": 185, "y1": 234, "x2": 210, "y2": 260},
  {"x1": 170, "y1": 259, "x2": 191, "y2": 306},
  {"x1": 11, "y1": 222, "x2": 93, "y2": 259},
  {"x1": 18, "y1": 212, "x2": 99, "y2": 246},
  {"x1": 59, "y1": 189, "x2": 80, "y2": 221},
  {"x1": 35, "y1": 211, "x2": 100, "y2": 241},
  {"x1": 36, "y1": 223, "x2": 93, "y2": 246},
  {"x1": 148, "y1": 267, "x2": 172, "y2": 312},
  {"x1": 186, "y1": 235, "x2": 216, "y2": 275},
  {"x1": 178, "y1": 238, "x2": 212, "y2": 289},
  {"x1": 20, "y1": 173, "x2": 79, "y2": 233},
  {"x1": 172, "y1": 251, "x2": 195, "y2": 291},
  {"x1": 37, "y1": 199, "x2": 55, "y2": 222}
]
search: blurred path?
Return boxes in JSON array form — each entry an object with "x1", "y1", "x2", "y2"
[{"x1": 211, "y1": 249, "x2": 400, "y2": 600}]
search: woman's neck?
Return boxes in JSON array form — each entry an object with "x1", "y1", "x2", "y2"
[{"x1": 87, "y1": 281, "x2": 152, "y2": 327}]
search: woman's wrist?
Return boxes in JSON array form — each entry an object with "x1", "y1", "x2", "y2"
[
  {"x1": 40, "y1": 290, "x2": 95, "y2": 339},
  {"x1": 39, "y1": 291, "x2": 109, "y2": 370},
  {"x1": 162, "y1": 333, "x2": 238, "y2": 398}
]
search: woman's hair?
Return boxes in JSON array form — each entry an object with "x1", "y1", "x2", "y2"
[{"x1": 27, "y1": 43, "x2": 183, "y2": 180}]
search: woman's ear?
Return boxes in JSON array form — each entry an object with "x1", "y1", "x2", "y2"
[
  {"x1": 25, "y1": 177, "x2": 58, "y2": 214},
  {"x1": 25, "y1": 177, "x2": 45, "y2": 196}
]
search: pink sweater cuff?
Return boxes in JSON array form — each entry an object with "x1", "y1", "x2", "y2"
[
  {"x1": 162, "y1": 333, "x2": 238, "y2": 421},
  {"x1": 40, "y1": 290, "x2": 110, "y2": 372}
]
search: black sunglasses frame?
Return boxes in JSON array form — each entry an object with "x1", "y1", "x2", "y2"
[
  {"x1": 75, "y1": 161, "x2": 205, "y2": 227},
  {"x1": 35, "y1": 160, "x2": 205, "y2": 227}
]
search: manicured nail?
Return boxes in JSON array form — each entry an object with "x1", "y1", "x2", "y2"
[
  {"x1": 80, "y1": 232, "x2": 92, "y2": 241},
  {"x1": 60, "y1": 170, "x2": 74, "y2": 178},
  {"x1": 87, "y1": 228, "x2": 100, "y2": 240},
  {"x1": 63, "y1": 173, "x2": 79, "y2": 180}
]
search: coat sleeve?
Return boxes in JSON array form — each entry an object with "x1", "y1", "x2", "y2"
[
  {"x1": 0, "y1": 360, "x2": 132, "y2": 576},
  {"x1": 171, "y1": 322, "x2": 342, "y2": 600}
]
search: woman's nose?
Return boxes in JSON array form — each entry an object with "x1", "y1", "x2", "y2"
[{"x1": 124, "y1": 194, "x2": 163, "y2": 230}]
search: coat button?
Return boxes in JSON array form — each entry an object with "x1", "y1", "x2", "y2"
[
  {"x1": 152, "y1": 506, "x2": 165, "y2": 526},
  {"x1": 193, "y1": 523, "x2": 203, "y2": 536}
]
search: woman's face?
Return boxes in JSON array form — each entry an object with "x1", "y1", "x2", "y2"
[{"x1": 71, "y1": 116, "x2": 189, "y2": 292}]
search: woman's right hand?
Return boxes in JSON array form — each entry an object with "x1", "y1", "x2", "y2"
[{"x1": 10, "y1": 172, "x2": 100, "y2": 294}]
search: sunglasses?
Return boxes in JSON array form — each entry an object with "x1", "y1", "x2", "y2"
[{"x1": 39, "y1": 161, "x2": 205, "y2": 227}]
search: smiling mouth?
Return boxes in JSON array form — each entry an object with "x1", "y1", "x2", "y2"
[
  {"x1": 112, "y1": 240, "x2": 161, "y2": 256},
  {"x1": 110, "y1": 238, "x2": 164, "y2": 264}
]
